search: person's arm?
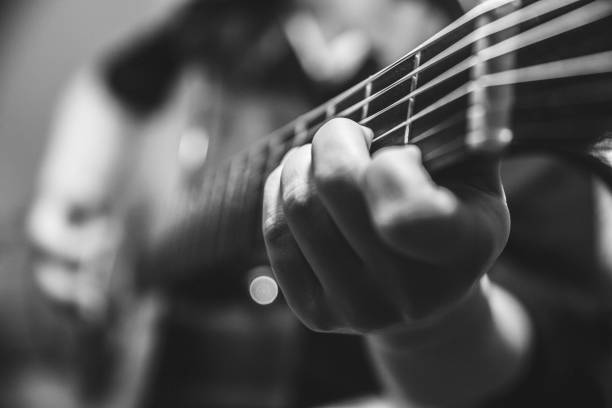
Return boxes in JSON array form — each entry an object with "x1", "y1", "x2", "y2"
[
  {"x1": 262, "y1": 118, "x2": 533, "y2": 407},
  {"x1": 368, "y1": 279, "x2": 531, "y2": 406}
]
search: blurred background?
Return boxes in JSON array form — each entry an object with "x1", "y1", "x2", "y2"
[
  {"x1": 1, "y1": 1, "x2": 611, "y2": 407},
  {"x1": 0, "y1": 2, "x2": 156, "y2": 406},
  {"x1": 0, "y1": 0, "x2": 155, "y2": 220}
]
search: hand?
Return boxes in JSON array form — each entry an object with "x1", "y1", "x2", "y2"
[{"x1": 262, "y1": 118, "x2": 510, "y2": 334}]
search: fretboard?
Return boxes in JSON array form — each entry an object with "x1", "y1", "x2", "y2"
[{"x1": 139, "y1": 0, "x2": 612, "y2": 285}]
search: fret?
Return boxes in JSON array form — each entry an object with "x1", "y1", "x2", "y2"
[
  {"x1": 362, "y1": 80, "x2": 373, "y2": 121},
  {"x1": 142, "y1": 0, "x2": 612, "y2": 281},
  {"x1": 212, "y1": 157, "x2": 246, "y2": 263},
  {"x1": 466, "y1": 2, "x2": 518, "y2": 151},
  {"x1": 369, "y1": 55, "x2": 421, "y2": 151},
  {"x1": 404, "y1": 52, "x2": 422, "y2": 144},
  {"x1": 243, "y1": 144, "x2": 273, "y2": 263},
  {"x1": 334, "y1": 86, "x2": 366, "y2": 122},
  {"x1": 265, "y1": 129, "x2": 295, "y2": 175},
  {"x1": 231, "y1": 152, "x2": 253, "y2": 258},
  {"x1": 292, "y1": 118, "x2": 310, "y2": 147},
  {"x1": 302, "y1": 109, "x2": 328, "y2": 136},
  {"x1": 157, "y1": 169, "x2": 217, "y2": 275},
  {"x1": 200, "y1": 163, "x2": 231, "y2": 263}
]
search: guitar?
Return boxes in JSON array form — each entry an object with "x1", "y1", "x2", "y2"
[
  {"x1": 52, "y1": 0, "x2": 612, "y2": 405},
  {"x1": 132, "y1": 0, "x2": 612, "y2": 292}
]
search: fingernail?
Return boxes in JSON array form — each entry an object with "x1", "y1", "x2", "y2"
[{"x1": 360, "y1": 126, "x2": 374, "y2": 148}]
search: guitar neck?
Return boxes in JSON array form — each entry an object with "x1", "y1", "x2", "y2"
[{"x1": 139, "y1": 0, "x2": 612, "y2": 285}]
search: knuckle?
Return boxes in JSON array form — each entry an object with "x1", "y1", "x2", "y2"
[
  {"x1": 262, "y1": 211, "x2": 291, "y2": 247},
  {"x1": 280, "y1": 146, "x2": 315, "y2": 217},
  {"x1": 281, "y1": 179, "x2": 316, "y2": 219}
]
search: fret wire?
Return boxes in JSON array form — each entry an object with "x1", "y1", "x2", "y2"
[
  {"x1": 203, "y1": 163, "x2": 231, "y2": 262},
  {"x1": 247, "y1": 143, "x2": 274, "y2": 255},
  {"x1": 372, "y1": 82, "x2": 474, "y2": 143},
  {"x1": 370, "y1": 0, "x2": 612, "y2": 141},
  {"x1": 326, "y1": 104, "x2": 337, "y2": 118},
  {"x1": 362, "y1": 79, "x2": 373, "y2": 120},
  {"x1": 208, "y1": 0, "x2": 606, "y2": 163},
  {"x1": 343, "y1": 0, "x2": 579, "y2": 123},
  {"x1": 201, "y1": 162, "x2": 231, "y2": 263},
  {"x1": 362, "y1": 55, "x2": 472, "y2": 127},
  {"x1": 375, "y1": 47, "x2": 612, "y2": 146},
  {"x1": 282, "y1": 0, "x2": 535, "y2": 152},
  {"x1": 404, "y1": 52, "x2": 421, "y2": 144},
  {"x1": 214, "y1": 0, "x2": 569, "y2": 163},
  {"x1": 212, "y1": 157, "x2": 243, "y2": 260},
  {"x1": 233, "y1": 154, "x2": 253, "y2": 256},
  {"x1": 181, "y1": 172, "x2": 214, "y2": 264},
  {"x1": 293, "y1": 119, "x2": 309, "y2": 146},
  {"x1": 370, "y1": 0, "x2": 517, "y2": 83},
  {"x1": 156, "y1": 0, "x2": 612, "y2": 271},
  {"x1": 158, "y1": 55, "x2": 612, "y2": 273},
  {"x1": 245, "y1": 0, "x2": 520, "y2": 150},
  {"x1": 201, "y1": 0, "x2": 609, "y2": 178}
]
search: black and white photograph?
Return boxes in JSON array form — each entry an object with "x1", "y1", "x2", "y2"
[{"x1": 0, "y1": 0, "x2": 611, "y2": 406}]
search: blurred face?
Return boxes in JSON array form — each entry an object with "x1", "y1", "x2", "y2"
[{"x1": 293, "y1": 0, "x2": 452, "y2": 64}]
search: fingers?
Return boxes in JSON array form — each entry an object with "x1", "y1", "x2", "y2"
[
  {"x1": 279, "y1": 145, "x2": 398, "y2": 331},
  {"x1": 262, "y1": 164, "x2": 333, "y2": 330},
  {"x1": 264, "y1": 117, "x2": 510, "y2": 330},
  {"x1": 363, "y1": 146, "x2": 509, "y2": 268},
  {"x1": 363, "y1": 145, "x2": 462, "y2": 264},
  {"x1": 310, "y1": 119, "x2": 382, "y2": 258}
]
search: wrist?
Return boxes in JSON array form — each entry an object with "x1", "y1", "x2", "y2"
[
  {"x1": 369, "y1": 278, "x2": 491, "y2": 351},
  {"x1": 367, "y1": 277, "x2": 533, "y2": 406}
]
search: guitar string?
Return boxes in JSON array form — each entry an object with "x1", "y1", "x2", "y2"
[
  {"x1": 175, "y1": 51, "x2": 612, "y2": 270},
  {"x1": 361, "y1": 0, "x2": 598, "y2": 128},
  {"x1": 162, "y1": 1, "x2": 611, "y2": 268},
  {"x1": 278, "y1": 0, "x2": 521, "y2": 129},
  {"x1": 253, "y1": 0, "x2": 610, "y2": 157},
  {"x1": 217, "y1": 3, "x2": 611, "y2": 217},
  {"x1": 162, "y1": 50, "x2": 612, "y2": 272},
  {"x1": 339, "y1": 0, "x2": 581, "y2": 122},
  {"x1": 181, "y1": 3, "x2": 611, "y2": 265},
  {"x1": 238, "y1": 2, "x2": 611, "y2": 148},
  {"x1": 371, "y1": 3, "x2": 612, "y2": 142},
  {"x1": 228, "y1": 0, "x2": 542, "y2": 158},
  {"x1": 374, "y1": 50, "x2": 612, "y2": 143}
]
